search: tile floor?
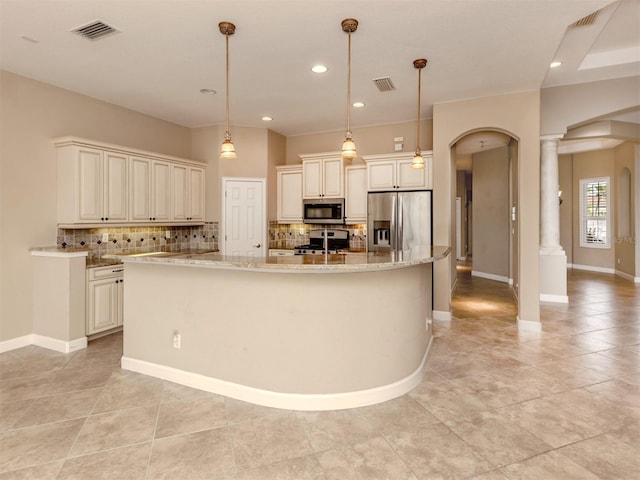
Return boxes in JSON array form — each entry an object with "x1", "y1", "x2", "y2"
[{"x1": 0, "y1": 266, "x2": 638, "y2": 479}]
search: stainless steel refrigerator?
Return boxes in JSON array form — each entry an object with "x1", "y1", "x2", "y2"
[{"x1": 367, "y1": 190, "x2": 432, "y2": 252}]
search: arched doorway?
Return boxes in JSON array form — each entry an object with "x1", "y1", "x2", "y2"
[{"x1": 451, "y1": 129, "x2": 520, "y2": 316}]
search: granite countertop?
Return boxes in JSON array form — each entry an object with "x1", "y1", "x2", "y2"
[{"x1": 107, "y1": 246, "x2": 450, "y2": 274}]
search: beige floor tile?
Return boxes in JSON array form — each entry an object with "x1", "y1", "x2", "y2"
[
  {"x1": 0, "y1": 347, "x2": 71, "y2": 381},
  {"x1": 444, "y1": 410, "x2": 552, "y2": 467},
  {"x1": 92, "y1": 370, "x2": 164, "y2": 414},
  {"x1": 235, "y1": 454, "x2": 325, "y2": 480},
  {"x1": 467, "y1": 470, "x2": 510, "y2": 480},
  {"x1": 409, "y1": 378, "x2": 491, "y2": 422},
  {"x1": 0, "y1": 461, "x2": 62, "y2": 480},
  {"x1": 155, "y1": 396, "x2": 226, "y2": 438},
  {"x1": 499, "y1": 449, "x2": 601, "y2": 479},
  {"x1": 58, "y1": 443, "x2": 150, "y2": 480},
  {"x1": 231, "y1": 413, "x2": 313, "y2": 471},
  {"x1": 13, "y1": 388, "x2": 102, "y2": 428},
  {"x1": 0, "y1": 399, "x2": 33, "y2": 432},
  {"x1": 161, "y1": 380, "x2": 225, "y2": 403},
  {"x1": 0, "y1": 372, "x2": 58, "y2": 403},
  {"x1": 147, "y1": 427, "x2": 235, "y2": 480},
  {"x1": 70, "y1": 405, "x2": 158, "y2": 456},
  {"x1": 497, "y1": 397, "x2": 602, "y2": 448},
  {"x1": 584, "y1": 378, "x2": 640, "y2": 412},
  {"x1": 532, "y1": 359, "x2": 611, "y2": 390},
  {"x1": 356, "y1": 395, "x2": 440, "y2": 434},
  {"x1": 385, "y1": 421, "x2": 491, "y2": 478},
  {"x1": 0, "y1": 418, "x2": 84, "y2": 472},
  {"x1": 558, "y1": 432, "x2": 640, "y2": 479},
  {"x1": 317, "y1": 436, "x2": 417, "y2": 480},
  {"x1": 224, "y1": 396, "x2": 288, "y2": 425},
  {"x1": 296, "y1": 408, "x2": 377, "y2": 452}
]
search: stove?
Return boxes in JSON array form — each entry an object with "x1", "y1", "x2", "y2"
[{"x1": 294, "y1": 229, "x2": 350, "y2": 255}]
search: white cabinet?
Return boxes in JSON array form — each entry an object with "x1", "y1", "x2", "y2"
[
  {"x1": 129, "y1": 157, "x2": 171, "y2": 222},
  {"x1": 53, "y1": 137, "x2": 206, "y2": 226},
  {"x1": 345, "y1": 165, "x2": 367, "y2": 224},
  {"x1": 363, "y1": 152, "x2": 432, "y2": 191},
  {"x1": 300, "y1": 152, "x2": 349, "y2": 199},
  {"x1": 56, "y1": 145, "x2": 128, "y2": 224},
  {"x1": 171, "y1": 164, "x2": 205, "y2": 222},
  {"x1": 276, "y1": 165, "x2": 303, "y2": 223},
  {"x1": 86, "y1": 265, "x2": 124, "y2": 335},
  {"x1": 269, "y1": 249, "x2": 295, "y2": 256}
]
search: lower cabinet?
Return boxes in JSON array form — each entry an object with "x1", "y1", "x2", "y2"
[{"x1": 86, "y1": 265, "x2": 124, "y2": 335}]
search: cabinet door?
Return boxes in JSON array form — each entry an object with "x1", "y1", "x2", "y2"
[
  {"x1": 188, "y1": 167, "x2": 205, "y2": 221},
  {"x1": 77, "y1": 147, "x2": 103, "y2": 222},
  {"x1": 367, "y1": 161, "x2": 396, "y2": 191},
  {"x1": 171, "y1": 164, "x2": 189, "y2": 221},
  {"x1": 104, "y1": 152, "x2": 128, "y2": 222},
  {"x1": 151, "y1": 161, "x2": 171, "y2": 221},
  {"x1": 277, "y1": 168, "x2": 303, "y2": 223},
  {"x1": 129, "y1": 156, "x2": 151, "y2": 221},
  {"x1": 345, "y1": 166, "x2": 367, "y2": 224},
  {"x1": 397, "y1": 159, "x2": 426, "y2": 190},
  {"x1": 302, "y1": 159, "x2": 323, "y2": 198},
  {"x1": 87, "y1": 278, "x2": 118, "y2": 334},
  {"x1": 322, "y1": 157, "x2": 344, "y2": 198}
]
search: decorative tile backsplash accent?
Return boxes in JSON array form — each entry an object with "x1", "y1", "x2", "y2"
[
  {"x1": 58, "y1": 223, "x2": 218, "y2": 262},
  {"x1": 268, "y1": 221, "x2": 367, "y2": 250}
]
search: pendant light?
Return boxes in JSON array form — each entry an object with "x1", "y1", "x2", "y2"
[
  {"x1": 219, "y1": 21, "x2": 236, "y2": 160},
  {"x1": 411, "y1": 58, "x2": 428, "y2": 169},
  {"x1": 341, "y1": 18, "x2": 358, "y2": 160}
]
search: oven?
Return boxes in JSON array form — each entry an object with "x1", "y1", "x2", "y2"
[
  {"x1": 294, "y1": 229, "x2": 350, "y2": 255},
  {"x1": 303, "y1": 198, "x2": 345, "y2": 225}
]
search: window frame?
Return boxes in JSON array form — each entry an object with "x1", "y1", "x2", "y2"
[{"x1": 579, "y1": 176, "x2": 611, "y2": 249}]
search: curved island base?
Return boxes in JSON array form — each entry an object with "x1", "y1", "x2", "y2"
[{"x1": 118, "y1": 248, "x2": 448, "y2": 411}]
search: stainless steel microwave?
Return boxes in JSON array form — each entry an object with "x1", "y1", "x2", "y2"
[{"x1": 303, "y1": 198, "x2": 345, "y2": 224}]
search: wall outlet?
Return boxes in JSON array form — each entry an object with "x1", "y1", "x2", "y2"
[
  {"x1": 172, "y1": 331, "x2": 181, "y2": 349},
  {"x1": 617, "y1": 257, "x2": 621, "y2": 264},
  {"x1": 101, "y1": 233, "x2": 109, "y2": 242},
  {"x1": 299, "y1": 228, "x2": 305, "y2": 235},
  {"x1": 165, "y1": 230, "x2": 171, "y2": 239}
]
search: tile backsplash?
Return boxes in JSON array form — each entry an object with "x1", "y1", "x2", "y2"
[
  {"x1": 268, "y1": 222, "x2": 367, "y2": 250},
  {"x1": 58, "y1": 223, "x2": 218, "y2": 262}
]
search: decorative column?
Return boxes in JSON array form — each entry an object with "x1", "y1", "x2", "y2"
[{"x1": 539, "y1": 135, "x2": 568, "y2": 303}]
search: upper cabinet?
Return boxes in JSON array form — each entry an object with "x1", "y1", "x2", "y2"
[
  {"x1": 299, "y1": 152, "x2": 351, "y2": 199},
  {"x1": 276, "y1": 165, "x2": 303, "y2": 223},
  {"x1": 57, "y1": 145, "x2": 128, "y2": 224},
  {"x1": 363, "y1": 152, "x2": 432, "y2": 191},
  {"x1": 345, "y1": 165, "x2": 367, "y2": 224},
  {"x1": 54, "y1": 137, "x2": 206, "y2": 227}
]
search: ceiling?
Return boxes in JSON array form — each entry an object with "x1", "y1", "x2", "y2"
[{"x1": 1, "y1": 0, "x2": 638, "y2": 138}]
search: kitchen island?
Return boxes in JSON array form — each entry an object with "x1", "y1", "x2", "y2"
[{"x1": 116, "y1": 246, "x2": 449, "y2": 410}]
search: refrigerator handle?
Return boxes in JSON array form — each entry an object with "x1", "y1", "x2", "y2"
[
  {"x1": 397, "y1": 193, "x2": 403, "y2": 251},
  {"x1": 390, "y1": 193, "x2": 397, "y2": 251}
]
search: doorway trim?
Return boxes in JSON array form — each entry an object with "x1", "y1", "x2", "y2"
[{"x1": 221, "y1": 177, "x2": 267, "y2": 256}]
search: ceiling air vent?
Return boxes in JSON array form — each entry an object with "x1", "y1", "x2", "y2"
[
  {"x1": 72, "y1": 20, "x2": 120, "y2": 40},
  {"x1": 373, "y1": 76, "x2": 396, "y2": 92},
  {"x1": 571, "y1": 11, "x2": 598, "y2": 27}
]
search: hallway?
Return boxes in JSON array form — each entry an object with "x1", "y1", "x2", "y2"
[{"x1": 0, "y1": 268, "x2": 638, "y2": 479}]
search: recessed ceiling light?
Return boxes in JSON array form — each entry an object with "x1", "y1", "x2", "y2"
[
  {"x1": 550, "y1": 61, "x2": 562, "y2": 68},
  {"x1": 261, "y1": 116, "x2": 273, "y2": 121},
  {"x1": 352, "y1": 102, "x2": 365, "y2": 108},
  {"x1": 200, "y1": 88, "x2": 217, "y2": 95},
  {"x1": 312, "y1": 65, "x2": 328, "y2": 74}
]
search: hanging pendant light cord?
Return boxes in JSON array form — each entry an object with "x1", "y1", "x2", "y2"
[
  {"x1": 225, "y1": 32, "x2": 230, "y2": 137},
  {"x1": 416, "y1": 65, "x2": 421, "y2": 152},
  {"x1": 347, "y1": 30, "x2": 352, "y2": 136}
]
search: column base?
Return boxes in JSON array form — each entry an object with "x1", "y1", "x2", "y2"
[{"x1": 539, "y1": 251, "x2": 568, "y2": 303}]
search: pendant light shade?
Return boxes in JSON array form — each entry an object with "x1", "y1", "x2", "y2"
[
  {"x1": 219, "y1": 21, "x2": 236, "y2": 160},
  {"x1": 341, "y1": 18, "x2": 358, "y2": 160},
  {"x1": 411, "y1": 58, "x2": 428, "y2": 169}
]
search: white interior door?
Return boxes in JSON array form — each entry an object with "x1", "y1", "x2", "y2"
[{"x1": 223, "y1": 178, "x2": 266, "y2": 256}]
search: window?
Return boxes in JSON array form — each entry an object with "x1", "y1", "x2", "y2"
[{"x1": 580, "y1": 177, "x2": 610, "y2": 248}]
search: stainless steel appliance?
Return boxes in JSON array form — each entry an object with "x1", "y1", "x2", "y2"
[
  {"x1": 367, "y1": 190, "x2": 432, "y2": 252},
  {"x1": 303, "y1": 198, "x2": 345, "y2": 224},
  {"x1": 294, "y1": 228, "x2": 350, "y2": 255}
]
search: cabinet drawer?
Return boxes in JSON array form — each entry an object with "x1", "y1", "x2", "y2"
[{"x1": 88, "y1": 265, "x2": 124, "y2": 281}]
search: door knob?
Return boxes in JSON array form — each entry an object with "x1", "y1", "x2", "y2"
[{"x1": 253, "y1": 244, "x2": 261, "y2": 248}]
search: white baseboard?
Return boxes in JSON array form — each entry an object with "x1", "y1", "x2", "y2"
[
  {"x1": 615, "y1": 269, "x2": 639, "y2": 283},
  {"x1": 571, "y1": 264, "x2": 615, "y2": 274},
  {"x1": 471, "y1": 270, "x2": 510, "y2": 283},
  {"x1": 122, "y1": 337, "x2": 433, "y2": 412},
  {"x1": 517, "y1": 317, "x2": 542, "y2": 333},
  {"x1": 540, "y1": 293, "x2": 569, "y2": 303},
  {"x1": 0, "y1": 334, "x2": 87, "y2": 354},
  {"x1": 433, "y1": 310, "x2": 452, "y2": 321}
]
